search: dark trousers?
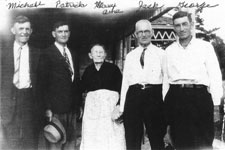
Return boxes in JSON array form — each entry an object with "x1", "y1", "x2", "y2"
[
  {"x1": 3, "y1": 88, "x2": 38, "y2": 150},
  {"x1": 164, "y1": 85, "x2": 214, "y2": 150},
  {"x1": 123, "y1": 84, "x2": 166, "y2": 150},
  {"x1": 46, "y1": 113, "x2": 77, "y2": 150}
]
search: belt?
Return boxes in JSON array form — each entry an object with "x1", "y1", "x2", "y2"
[
  {"x1": 170, "y1": 84, "x2": 206, "y2": 89},
  {"x1": 130, "y1": 84, "x2": 161, "y2": 90}
]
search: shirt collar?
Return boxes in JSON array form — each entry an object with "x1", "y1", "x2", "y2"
[
  {"x1": 139, "y1": 43, "x2": 152, "y2": 51},
  {"x1": 14, "y1": 41, "x2": 28, "y2": 50},
  {"x1": 177, "y1": 36, "x2": 196, "y2": 48},
  {"x1": 54, "y1": 42, "x2": 68, "y2": 54}
]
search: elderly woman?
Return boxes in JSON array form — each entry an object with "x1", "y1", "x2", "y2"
[{"x1": 80, "y1": 44, "x2": 126, "y2": 150}]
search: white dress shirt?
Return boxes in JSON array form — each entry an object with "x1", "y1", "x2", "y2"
[
  {"x1": 120, "y1": 44, "x2": 167, "y2": 112},
  {"x1": 165, "y1": 37, "x2": 223, "y2": 105},
  {"x1": 55, "y1": 42, "x2": 74, "y2": 81},
  {"x1": 13, "y1": 42, "x2": 31, "y2": 89}
]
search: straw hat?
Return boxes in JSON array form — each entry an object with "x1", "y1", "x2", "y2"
[{"x1": 44, "y1": 116, "x2": 66, "y2": 144}]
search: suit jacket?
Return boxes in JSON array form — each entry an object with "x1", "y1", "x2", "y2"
[
  {"x1": 0, "y1": 41, "x2": 40, "y2": 126},
  {"x1": 38, "y1": 44, "x2": 81, "y2": 114}
]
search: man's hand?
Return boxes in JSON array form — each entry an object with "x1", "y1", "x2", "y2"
[
  {"x1": 214, "y1": 105, "x2": 220, "y2": 123},
  {"x1": 114, "y1": 113, "x2": 124, "y2": 124},
  {"x1": 111, "y1": 105, "x2": 123, "y2": 124},
  {"x1": 164, "y1": 125, "x2": 173, "y2": 148},
  {"x1": 45, "y1": 109, "x2": 53, "y2": 122},
  {"x1": 222, "y1": 95, "x2": 225, "y2": 113}
]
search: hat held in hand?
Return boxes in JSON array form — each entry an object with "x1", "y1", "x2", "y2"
[{"x1": 44, "y1": 116, "x2": 66, "y2": 144}]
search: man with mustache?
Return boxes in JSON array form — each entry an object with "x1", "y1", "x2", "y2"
[{"x1": 1, "y1": 15, "x2": 40, "y2": 150}]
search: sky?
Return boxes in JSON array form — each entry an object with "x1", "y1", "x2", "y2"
[
  {"x1": 200, "y1": 1, "x2": 225, "y2": 40},
  {"x1": 0, "y1": 0, "x2": 225, "y2": 41}
]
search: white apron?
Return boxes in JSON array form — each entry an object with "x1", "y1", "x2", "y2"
[{"x1": 80, "y1": 89, "x2": 126, "y2": 150}]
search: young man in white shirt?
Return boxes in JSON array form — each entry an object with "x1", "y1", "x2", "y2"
[{"x1": 164, "y1": 11, "x2": 223, "y2": 150}]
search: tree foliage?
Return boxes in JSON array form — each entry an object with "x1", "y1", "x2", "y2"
[{"x1": 195, "y1": 13, "x2": 225, "y2": 80}]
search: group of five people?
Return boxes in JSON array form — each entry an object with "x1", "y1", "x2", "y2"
[{"x1": 1, "y1": 10, "x2": 224, "y2": 150}]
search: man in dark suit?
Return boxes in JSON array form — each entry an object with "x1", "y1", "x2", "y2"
[
  {"x1": 0, "y1": 15, "x2": 40, "y2": 150},
  {"x1": 38, "y1": 21, "x2": 82, "y2": 150}
]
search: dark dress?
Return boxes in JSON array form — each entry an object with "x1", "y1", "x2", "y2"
[{"x1": 81, "y1": 61, "x2": 122, "y2": 93}]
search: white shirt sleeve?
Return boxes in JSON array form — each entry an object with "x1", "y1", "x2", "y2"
[
  {"x1": 162, "y1": 51, "x2": 169, "y2": 100},
  {"x1": 120, "y1": 55, "x2": 130, "y2": 112},
  {"x1": 205, "y1": 43, "x2": 223, "y2": 105}
]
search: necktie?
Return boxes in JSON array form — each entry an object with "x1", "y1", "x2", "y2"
[
  {"x1": 140, "y1": 48, "x2": 147, "y2": 68},
  {"x1": 63, "y1": 48, "x2": 73, "y2": 77},
  {"x1": 13, "y1": 47, "x2": 22, "y2": 88}
]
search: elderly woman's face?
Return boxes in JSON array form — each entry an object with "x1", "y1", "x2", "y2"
[{"x1": 89, "y1": 45, "x2": 106, "y2": 63}]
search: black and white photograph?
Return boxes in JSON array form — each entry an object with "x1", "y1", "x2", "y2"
[{"x1": 1, "y1": 0, "x2": 225, "y2": 150}]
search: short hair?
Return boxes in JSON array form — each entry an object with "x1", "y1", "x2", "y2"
[
  {"x1": 13, "y1": 15, "x2": 31, "y2": 26},
  {"x1": 135, "y1": 19, "x2": 152, "y2": 32},
  {"x1": 172, "y1": 11, "x2": 192, "y2": 23},
  {"x1": 52, "y1": 21, "x2": 70, "y2": 31}
]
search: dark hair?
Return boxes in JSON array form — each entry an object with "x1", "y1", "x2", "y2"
[
  {"x1": 172, "y1": 11, "x2": 192, "y2": 23},
  {"x1": 52, "y1": 21, "x2": 70, "y2": 31},
  {"x1": 13, "y1": 15, "x2": 31, "y2": 26}
]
